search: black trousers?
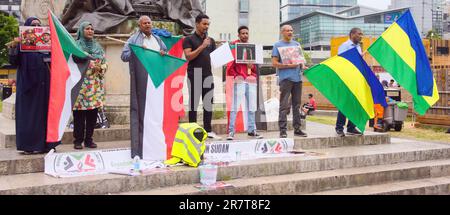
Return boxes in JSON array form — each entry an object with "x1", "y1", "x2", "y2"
[
  {"x1": 335, "y1": 111, "x2": 356, "y2": 132},
  {"x1": 73, "y1": 108, "x2": 98, "y2": 145},
  {"x1": 279, "y1": 80, "x2": 302, "y2": 132},
  {"x1": 187, "y1": 72, "x2": 214, "y2": 132}
]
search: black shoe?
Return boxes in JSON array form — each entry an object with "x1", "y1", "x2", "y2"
[
  {"x1": 347, "y1": 129, "x2": 363, "y2": 136},
  {"x1": 248, "y1": 131, "x2": 263, "y2": 139},
  {"x1": 336, "y1": 130, "x2": 345, "y2": 137},
  {"x1": 294, "y1": 130, "x2": 308, "y2": 137},
  {"x1": 21, "y1": 151, "x2": 35, "y2": 155},
  {"x1": 85, "y1": 143, "x2": 98, "y2": 148},
  {"x1": 74, "y1": 144, "x2": 83, "y2": 150},
  {"x1": 280, "y1": 131, "x2": 288, "y2": 138}
]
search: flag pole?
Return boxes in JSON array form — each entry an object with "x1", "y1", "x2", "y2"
[{"x1": 105, "y1": 36, "x2": 127, "y2": 44}]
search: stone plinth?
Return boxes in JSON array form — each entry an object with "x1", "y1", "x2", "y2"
[
  {"x1": 1, "y1": 93, "x2": 15, "y2": 120},
  {"x1": 21, "y1": 0, "x2": 66, "y2": 25},
  {"x1": 97, "y1": 35, "x2": 132, "y2": 125}
]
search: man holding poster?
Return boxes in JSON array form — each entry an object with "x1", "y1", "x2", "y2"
[
  {"x1": 226, "y1": 26, "x2": 262, "y2": 140},
  {"x1": 272, "y1": 25, "x2": 308, "y2": 138}
]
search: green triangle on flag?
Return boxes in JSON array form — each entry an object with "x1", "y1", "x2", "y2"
[
  {"x1": 160, "y1": 35, "x2": 183, "y2": 51},
  {"x1": 49, "y1": 11, "x2": 88, "y2": 60},
  {"x1": 130, "y1": 44, "x2": 186, "y2": 88}
]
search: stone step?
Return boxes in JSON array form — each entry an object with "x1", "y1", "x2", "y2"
[
  {"x1": 0, "y1": 131, "x2": 390, "y2": 176},
  {"x1": 311, "y1": 176, "x2": 450, "y2": 195},
  {"x1": 1, "y1": 125, "x2": 130, "y2": 149},
  {"x1": 310, "y1": 110, "x2": 338, "y2": 117},
  {"x1": 2, "y1": 120, "x2": 299, "y2": 148},
  {"x1": 0, "y1": 121, "x2": 384, "y2": 149},
  {"x1": 1, "y1": 140, "x2": 449, "y2": 194},
  {"x1": 120, "y1": 159, "x2": 450, "y2": 195}
]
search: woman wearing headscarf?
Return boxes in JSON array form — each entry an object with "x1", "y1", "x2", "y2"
[
  {"x1": 72, "y1": 22, "x2": 107, "y2": 150},
  {"x1": 8, "y1": 17, "x2": 60, "y2": 154}
]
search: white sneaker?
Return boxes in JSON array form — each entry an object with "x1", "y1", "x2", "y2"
[
  {"x1": 207, "y1": 132, "x2": 222, "y2": 140},
  {"x1": 226, "y1": 132, "x2": 234, "y2": 141}
]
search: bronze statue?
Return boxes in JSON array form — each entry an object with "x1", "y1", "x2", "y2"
[{"x1": 61, "y1": 0, "x2": 203, "y2": 35}]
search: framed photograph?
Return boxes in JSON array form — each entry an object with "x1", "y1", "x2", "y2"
[
  {"x1": 277, "y1": 46, "x2": 305, "y2": 64},
  {"x1": 236, "y1": 43, "x2": 256, "y2": 64},
  {"x1": 19, "y1": 26, "x2": 51, "y2": 52}
]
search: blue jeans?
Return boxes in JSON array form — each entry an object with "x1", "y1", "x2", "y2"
[
  {"x1": 229, "y1": 82, "x2": 257, "y2": 133},
  {"x1": 335, "y1": 111, "x2": 356, "y2": 132}
]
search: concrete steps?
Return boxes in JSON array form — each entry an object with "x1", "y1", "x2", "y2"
[
  {"x1": 120, "y1": 159, "x2": 450, "y2": 195},
  {"x1": 311, "y1": 176, "x2": 450, "y2": 195},
  {"x1": 1, "y1": 140, "x2": 450, "y2": 195},
  {"x1": 0, "y1": 125, "x2": 131, "y2": 149},
  {"x1": 0, "y1": 120, "x2": 305, "y2": 148},
  {"x1": 0, "y1": 131, "x2": 389, "y2": 176}
]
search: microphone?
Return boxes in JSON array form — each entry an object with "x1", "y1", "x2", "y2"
[{"x1": 204, "y1": 31, "x2": 210, "y2": 48}]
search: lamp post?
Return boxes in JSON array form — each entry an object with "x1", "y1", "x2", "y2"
[
  {"x1": 422, "y1": 0, "x2": 425, "y2": 36},
  {"x1": 308, "y1": 20, "x2": 312, "y2": 54}
]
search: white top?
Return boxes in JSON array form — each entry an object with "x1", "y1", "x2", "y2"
[
  {"x1": 338, "y1": 39, "x2": 362, "y2": 55},
  {"x1": 143, "y1": 34, "x2": 161, "y2": 51}
]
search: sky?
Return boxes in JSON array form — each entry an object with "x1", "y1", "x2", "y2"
[{"x1": 357, "y1": 0, "x2": 391, "y2": 10}]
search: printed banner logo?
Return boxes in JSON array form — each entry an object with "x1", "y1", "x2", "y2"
[
  {"x1": 255, "y1": 139, "x2": 289, "y2": 154},
  {"x1": 53, "y1": 152, "x2": 105, "y2": 174}
]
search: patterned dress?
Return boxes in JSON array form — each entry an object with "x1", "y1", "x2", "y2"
[{"x1": 73, "y1": 60, "x2": 107, "y2": 110}]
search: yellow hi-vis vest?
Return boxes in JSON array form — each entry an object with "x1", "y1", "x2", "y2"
[{"x1": 164, "y1": 123, "x2": 207, "y2": 167}]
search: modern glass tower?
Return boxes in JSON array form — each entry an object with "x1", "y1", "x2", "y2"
[
  {"x1": 280, "y1": 0, "x2": 357, "y2": 22},
  {"x1": 0, "y1": 0, "x2": 21, "y2": 19},
  {"x1": 390, "y1": 0, "x2": 445, "y2": 36}
]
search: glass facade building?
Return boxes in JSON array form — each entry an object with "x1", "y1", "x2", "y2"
[
  {"x1": 280, "y1": 0, "x2": 357, "y2": 22},
  {"x1": 0, "y1": 0, "x2": 21, "y2": 19},
  {"x1": 282, "y1": 7, "x2": 409, "y2": 51},
  {"x1": 390, "y1": 0, "x2": 445, "y2": 36}
]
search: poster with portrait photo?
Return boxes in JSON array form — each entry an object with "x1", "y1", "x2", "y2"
[
  {"x1": 277, "y1": 46, "x2": 305, "y2": 65},
  {"x1": 236, "y1": 43, "x2": 257, "y2": 64},
  {"x1": 19, "y1": 26, "x2": 51, "y2": 52}
]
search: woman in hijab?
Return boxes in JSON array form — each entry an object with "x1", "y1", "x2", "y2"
[
  {"x1": 8, "y1": 17, "x2": 60, "y2": 154},
  {"x1": 72, "y1": 22, "x2": 107, "y2": 150}
]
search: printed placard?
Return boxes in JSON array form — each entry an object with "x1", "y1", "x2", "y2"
[
  {"x1": 19, "y1": 26, "x2": 51, "y2": 52},
  {"x1": 236, "y1": 43, "x2": 256, "y2": 64},
  {"x1": 277, "y1": 46, "x2": 305, "y2": 64}
]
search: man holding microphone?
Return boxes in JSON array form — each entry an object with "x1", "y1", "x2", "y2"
[{"x1": 183, "y1": 14, "x2": 220, "y2": 139}]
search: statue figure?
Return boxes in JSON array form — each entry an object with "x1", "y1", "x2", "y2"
[
  {"x1": 61, "y1": 0, "x2": 204, "y2": 35},
  {"x1": 61, "y1": 0, "x2": 136, "y2": 34}
]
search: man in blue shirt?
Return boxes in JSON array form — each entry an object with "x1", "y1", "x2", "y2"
[
  {"x1": 335, "y1": 28, "x2": 364, "y2": 137},
  {"x1": 272, "y1": 25, "x2": 308, "y2": 138}
]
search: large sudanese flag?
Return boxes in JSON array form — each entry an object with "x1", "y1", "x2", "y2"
[
  {"x1": 304, "y1": 48, "x2": 387, "y2": 132},
  {"x1": 129, "y1": 39, "x2": 187, "y2": 161},
  {"x1": 368, "y1": 10, "x2": 439, "y2": 115},
  {"x1": 46, "y1": 11, "x2": 90, "y2": 143}
]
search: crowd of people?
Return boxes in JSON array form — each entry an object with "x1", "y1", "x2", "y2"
[
  {"x1": 10, "y1": 13, "x2": 412, "y2": 155},
  {"x1": 8, "y1": 17, "x2": 107, "y2": 154}
]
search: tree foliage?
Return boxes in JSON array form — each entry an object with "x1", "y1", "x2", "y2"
[
  {"x1": 426, "y1": 30, "x2": 442, "y2": 40},
  {"x1": 295, "y1": 37, "x2": 313, "y2": 66},
  {"x1": 0, "y1": 14, "x2": 19, "y2": 66}
]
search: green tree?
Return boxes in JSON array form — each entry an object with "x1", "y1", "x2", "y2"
[
  {"x1": 0, "y1": 13, "x2": 19, "y2": 66},
  {"x1": 426, "y1": 30, "x2": 442, "y2": 40},
  {"x1": 295, "y1": 37, "x2": 313, "y2": 66}
]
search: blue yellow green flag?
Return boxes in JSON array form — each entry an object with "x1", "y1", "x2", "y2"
[
  {"x1": 304, "y1": 48, "x2": 386, "y2": 132},
  {"x1": 368, "y1": 10, "x2": 439, "y2": 115}
]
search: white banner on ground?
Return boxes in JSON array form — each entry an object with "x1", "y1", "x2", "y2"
[
  {"x1": 44, "y1": 148, "x2": 166, "y2": 178},
  {"x1": 204, "y1": 138, "x2": 295, "y2": 162}
]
